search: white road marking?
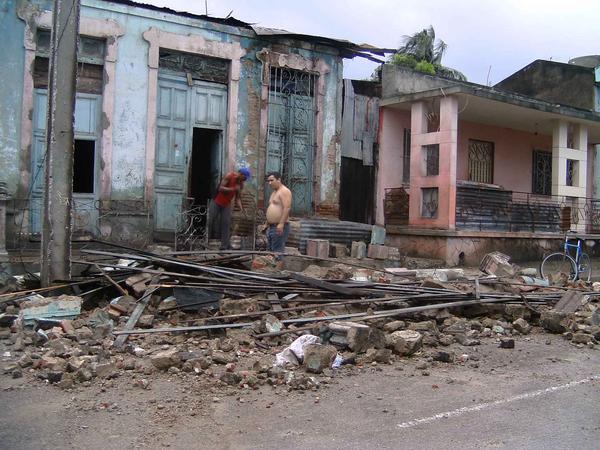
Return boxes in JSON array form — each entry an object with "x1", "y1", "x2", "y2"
[{"x1": 397, "y1": 375, "x2": 600, "y2": 429}]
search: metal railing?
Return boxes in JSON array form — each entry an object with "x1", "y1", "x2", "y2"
[{"x1": 384, "y1": 185, "x2": 600, "y2": 233}]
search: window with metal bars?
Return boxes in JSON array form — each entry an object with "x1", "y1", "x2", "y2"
[
  {"x1": 424, "y1": 144, "x2": 439, "y2": 176},
  {"x1": 468, "y1": 139, "x2": 494, "y2": 184},
  {"x1": 402, "y1": 128, "x2": 411, "y2": 184},
  {"x1": 566, "y1": 159, "x2": 578, "y2": 186},
  {"x1": 532, "y1": 150, "x2": 552, "y2": 195},
  {"x1": 421, "y1": 187, "x2": 438, "y2": 218}
]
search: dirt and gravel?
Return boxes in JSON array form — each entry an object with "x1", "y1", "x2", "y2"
[{"x1": 1, "y1": 329, "x2": 599, "y2": 449}]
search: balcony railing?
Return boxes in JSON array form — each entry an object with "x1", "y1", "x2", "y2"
[{"x1": 384, "y1": 184, "x2": 600, "y2": 233}]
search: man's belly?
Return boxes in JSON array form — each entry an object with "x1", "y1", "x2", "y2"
[{"x1": 266, "y1": 204, "x2": 282, "y2": 224}]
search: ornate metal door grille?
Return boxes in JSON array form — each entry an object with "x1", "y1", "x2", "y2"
[
  {"x1": 266, "y1": 67, "x2": 317, "y2": 215},
  {"x1": 424, "y1": 144, "x2": 439, "y2": 176},
  {"x1": 468, "y1": 139, "x2": 494, "y2": 184},
  {"x1": 532, "y1": 150, "x2": 552, "y2": 195}
]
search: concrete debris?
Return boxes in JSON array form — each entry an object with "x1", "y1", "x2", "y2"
[
  {"x1": 479, "y1": 252, "x2": 516, "y2": 277},
  {"x1": 0, "y1": 242, "x2": 598, "y2": 396},
  {"x1": 386, "y1": 330, "x2": 423, "y2": 356},
  {"x1": 303, "y1": 344, "x2": 337, "y2": 373}
]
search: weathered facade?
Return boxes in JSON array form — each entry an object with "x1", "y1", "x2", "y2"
[
  {"x1": 0, "y1": 0, "x2": 384, "y2": 249},
  {"x1": 378, "y1": 64, "x2": 600, "y2": 265}
]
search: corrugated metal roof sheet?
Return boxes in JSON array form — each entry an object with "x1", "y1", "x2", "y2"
[{"x1": 287, "y1": 218, "x2": 372, "y2": 253}]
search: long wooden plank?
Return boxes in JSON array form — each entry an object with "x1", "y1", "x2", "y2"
[
  {"x1": 113, "y1": 275, "x2": 160, "y2": 349},
  {"x1": 288, "y1": 272, "x2": 367, "y2": 296}
]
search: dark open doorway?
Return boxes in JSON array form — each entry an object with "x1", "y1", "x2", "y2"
[
  {"x1": 73, "y1": 139, "x2": 95, "y2": 194},
  {"x1": 189, "y1": 128, "x2": 222, "y2": 207},
  {"x1": 339, "y1": 156, "x2": 375, "y2": 224}
]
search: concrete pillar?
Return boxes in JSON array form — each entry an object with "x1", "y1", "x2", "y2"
[
  {"x1": 41, "y1": 0, "x2": 80, "y2": 286},
  {"x1": 552, "y1": 120, "x2": 588, "y2": 232},
  {"x1": 407, "y1": 97, "x2": 458, "y2": 230},
  {"x1": 551, "y1": 120, "x2": 587, "y2": 198},
  {"x1": 0, "y1": 181, "x2": 9, "y2": 259}
]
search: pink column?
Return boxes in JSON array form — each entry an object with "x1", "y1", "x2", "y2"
[{"x1": 408, "y1": 96, "x2": 458, "y2": 230}]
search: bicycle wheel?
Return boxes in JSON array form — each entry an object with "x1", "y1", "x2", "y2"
[
  {"x1": 540, "y1": 252, "x2": 577, "y2": 282},
  {"x1": 577, "y1": 253, "x2": 592, "y2": 282}
]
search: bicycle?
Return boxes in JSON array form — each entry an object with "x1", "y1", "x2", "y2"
[{"x1": 540, "y1": 232, "x2": 592, "y2": 282}]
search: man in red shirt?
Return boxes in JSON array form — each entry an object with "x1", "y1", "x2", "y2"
[{"x1": 211, "y1": 167, "x2": 250, "y2": 250}]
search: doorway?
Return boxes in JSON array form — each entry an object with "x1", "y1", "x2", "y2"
[{"x1": 189, "y1": 127, "x2": 222, "y2": 208}]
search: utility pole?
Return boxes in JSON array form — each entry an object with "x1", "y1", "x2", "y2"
[{"x1": 41, "y1": 0, "x2": 80, "y2": 286}]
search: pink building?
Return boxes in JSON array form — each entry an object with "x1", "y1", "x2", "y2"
[{"x1": 377, "y1": 65, "x2": 600, "y2": 265}]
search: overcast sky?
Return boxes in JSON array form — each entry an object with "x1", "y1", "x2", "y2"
[{"x1": 142, "y1": 0, "x2": 600, "y2": 85}]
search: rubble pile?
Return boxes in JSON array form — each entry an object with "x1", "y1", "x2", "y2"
[{"x1": 1, "y1": 245, "x2": 599, "y2": 392}]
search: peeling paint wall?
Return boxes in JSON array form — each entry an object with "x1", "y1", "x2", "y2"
[
  {"x1": 0, "y1": 1, "x2": 25, "y2": 195},
  {"x1": 2, "y1": 0, "x2": 346, "y2": 243}
]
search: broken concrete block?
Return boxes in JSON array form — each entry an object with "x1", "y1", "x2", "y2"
[
  {"x1": 347, "y1": 325, "x2": 386, "y2": 353},
  {"x1": 433, "y1": 351, "x2": 455, "y2": 363},
  {"x1": 95, "y1": 362, "x2": 118, "y2": 379},
  {"x1": 367, "y1": 244, "x2": 390, "y2": 260},
  {"x1": 357, "y1": 348, "x2": 392, "y2": 364},
  {"x1": 479, "y1": 252, "x2": 516, "y2": 277},
  {"x1": 330, "y1": 243, "x2": 348, "y2": 258},
  {"x1": 504, "y1": 304, "x2": 532, "y2": 321},
  {"x1": 499, "y1": 338, "x2": 515, "y2": 349},
  {"x1": 220, "y1": 371, "x2": 242, "y2": 385},
  {"x1": 110, "y1": 295, "x2": 137, "y2": 315},
  {"x1": 211, "y1": 351, "x2": 236, "y2": 365},
  {"x1": 351, "y1": 241, "x2": 367, "y2": 259},
  {"x1": 306, "y1": 239, "x2": 329, "y2": 258},
  {"x1": 572, "y1": 332, "x2": 593, "y2": 344},
  {"x1": 74, "y1": 326, "x2": 93, "y2": 342},
  {"x1": 386, "y1": 330, "x2": 423, "y2": 356},
  {"x1": 137, "y1": 314, "x2": 154, "y2": 329},
  {"x1": 540, "y1": 310, "x2": 569, "y2": 334},
  {"x1": 383, "y1": 320, "x2": 406, "y2": 332},
  {"x1": 125, "y1": 273, "x2": 152, "y2": 289},
  {"x1": 512, "y1": 318, "x2": 531, "y2": 335},
  {"x1": 251, "y1": 255, "x2": 278, "y2": 273},
  {"x1": 260, "y1": 314, "x2": 283, "y2": 333},
  {"x1": 408, "y1": 320, "x2": 438, "y2": 333},
  {"x1": 60, "y1": 320, "x2": 75, "y2": 335},
  {"x1": 150, "y1": 348, "x2": 182, "y2": 370},
  {"x1": 220, "y1": 298, "x2": 259, "y2": 315},
  {"x1": 303, "y1": 344, "x2": 337, "y2": 374}
]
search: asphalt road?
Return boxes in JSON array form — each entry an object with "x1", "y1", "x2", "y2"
[{"x1": 1, "y1": 332, "x2": 598, "y2": 449}]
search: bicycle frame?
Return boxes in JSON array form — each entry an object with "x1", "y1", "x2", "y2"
[{"x1": 563, "y1": 234, "x2": 584, "y2": 266}]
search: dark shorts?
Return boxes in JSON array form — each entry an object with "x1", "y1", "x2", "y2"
[{"x1": 267, "y1": 223, "x2": 290, "y2": 258}]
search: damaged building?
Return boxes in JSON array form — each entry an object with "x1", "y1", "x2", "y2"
[
  {"x1": 0, "y1": 0, "x2": 386, "y2": 254},
  {"x1": 377, "y1": 60, "x2": 600, "y2": 265}
]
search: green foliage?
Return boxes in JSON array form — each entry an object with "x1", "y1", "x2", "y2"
[
  {"x1": 390, "y1": 53, "x2": 417, "y2": 69},
  {"x1": 389, "y1": 26, "x2": 467, "y2": 81},
  {"x1": 414, "y1": 61, "x2": 436, "y2": 75}
]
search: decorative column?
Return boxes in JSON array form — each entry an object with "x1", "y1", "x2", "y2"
[
  {"x1": 552, "y1": 120, "x2": 588, "y2": 232},
  {"x1": 408, "y1": 96, "x2": 458, "y2": 230}
]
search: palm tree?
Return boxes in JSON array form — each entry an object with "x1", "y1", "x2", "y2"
[{"x1": 391, "y1": 26, "x2": 466, "y2": 81}]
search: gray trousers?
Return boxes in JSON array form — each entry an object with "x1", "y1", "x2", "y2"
[{"x1": 210, "y1": 202, "x2": 232, "y2": 250}]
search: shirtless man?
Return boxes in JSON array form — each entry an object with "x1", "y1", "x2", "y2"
[{"x1": 266, "y1": 172, "x2": 292, "y2": 268}]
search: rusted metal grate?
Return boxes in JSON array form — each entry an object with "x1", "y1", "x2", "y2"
[
  {"x1": 424, "y1": 144, "x2": 439, "y2": 176},
  {"x1": 468, "y1": 139, "x2": 494, "y2": 184},
  {"x1": 384, "y1": 187, "x2": 409, "y2": 225}
]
